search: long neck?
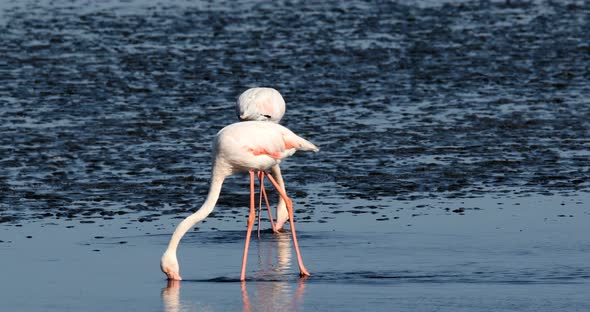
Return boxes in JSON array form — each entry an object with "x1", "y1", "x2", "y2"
[{"x1": 165, "y1": 166, "x2": 227, "y2": 253}]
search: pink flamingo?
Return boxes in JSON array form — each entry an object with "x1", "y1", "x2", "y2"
[
  {"x1": 160, "y1": 121, "x2": 318, "y2": 281},
  {"x1": 236, "y1": 87, "x2": 290, "y2": 232}
]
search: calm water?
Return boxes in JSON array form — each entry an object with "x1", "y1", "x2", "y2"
[
  {"x1": 2, "y1": 193, "x2": 590, "y2": 311},
  {"x1": 1, "y1": 0, "x2": 589, "y2": 311}
]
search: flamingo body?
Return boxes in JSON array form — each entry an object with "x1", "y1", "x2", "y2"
[{"x1": 215, "y1": 121, "x2": 315, "y2": 172}]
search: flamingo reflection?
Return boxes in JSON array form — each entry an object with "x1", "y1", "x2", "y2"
[
  {"x1": 241, "y1": 232, "x2": 307, "y2": 312},
  {"x1": 162, "y1": 232, "x2": 307, "y2": 312},
  {"x1": 161, "y1": 280, "x2": 182, "y2": 312}
]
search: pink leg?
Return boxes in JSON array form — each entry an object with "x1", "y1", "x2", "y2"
[
  {"x1": 257, "y1": 171, "x2": 263, "y2": 238},
  {"x1": 264, "y1": 172, "x2": 311, "y2": 277},
  {"x1": 257, "y1": 171, "x2": 277, "y2": 233},
  {"x1": 240, "y1": 171, "x2": 256, "y2": 281}
]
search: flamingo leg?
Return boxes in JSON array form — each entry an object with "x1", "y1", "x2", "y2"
[
  {"x1": 240, "y1": 170, "x2": 256, "y2": 281},
  {"x1": 264, "y1": 171, "x2": 311, "y2": 277},
  {"x1": 258, "y1": 171, "x2": 277, "y2": 233},
  {"x1": 257, "y1": 171, "x2": 263, "y2": 238}
]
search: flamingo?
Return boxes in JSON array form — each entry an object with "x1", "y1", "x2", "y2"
[
  {"x1": 161, "y1": 121, "x2": 318, "y2": 281},
  {"x1": 236, "y1": 87, "x2": 290, "y2": 232}
]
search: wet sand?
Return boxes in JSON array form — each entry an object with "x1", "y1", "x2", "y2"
[{"x1": 2, "y1": 0, "x2": 589, "y2": 225}]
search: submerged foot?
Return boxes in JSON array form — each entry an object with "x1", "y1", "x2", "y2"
[{"x1": 299, "y1": 267, "x2": 311, "y2": 277}]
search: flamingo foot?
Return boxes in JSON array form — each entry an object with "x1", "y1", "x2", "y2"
[{"x1": 299, "y1": 267, "x2": 311, "y2": 277}]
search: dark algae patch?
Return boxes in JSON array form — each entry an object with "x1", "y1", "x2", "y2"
[{"x1": 0, "y1": 1, "x2": 589, "y2": 224}]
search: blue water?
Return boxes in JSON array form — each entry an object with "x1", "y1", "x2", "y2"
[{"x1": 2, "y1": 193, "x2": 589, "y2": 311}]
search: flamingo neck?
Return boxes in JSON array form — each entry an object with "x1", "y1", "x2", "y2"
[{"x1": 165, "y1": 167, "x2": 227, "y2": 253}]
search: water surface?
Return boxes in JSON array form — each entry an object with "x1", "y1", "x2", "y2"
[
  {"x1": 1, "y1": 0, "x2": 589, "y2": 311},
  {"x1": 1, "y1": 0, "x2": 588, "y2": 224}
]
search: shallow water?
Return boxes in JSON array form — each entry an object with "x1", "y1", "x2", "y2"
[
  {"x1": 2, "y1": 193, "x2": 590, "y2": 311},
  {"x1": 1, "y1": 0, "x2": 590, "y2": 311}
]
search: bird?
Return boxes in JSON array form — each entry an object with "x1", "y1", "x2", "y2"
[
  {"x1": 236, "y1": 87, "x2": 290, "y2": 232},
  {"x1": 160, "y1": 121, "x2": 318, "y2": 281}
]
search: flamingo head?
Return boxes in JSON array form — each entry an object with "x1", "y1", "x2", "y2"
[{"x1": 160, "y1": 251, "x2": 182, "y2": 281}]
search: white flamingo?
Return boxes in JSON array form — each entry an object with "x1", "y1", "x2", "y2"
[{"x1": 161, "y1": 121, "x2": 318, "y2": 281}]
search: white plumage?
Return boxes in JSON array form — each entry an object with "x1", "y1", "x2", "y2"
[{"x1": 236, "y1": 87, "x2": 286, "y2": 123}]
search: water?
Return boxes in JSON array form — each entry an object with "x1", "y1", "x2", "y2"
[
  {"x1": 1, "y1": 0, "x2": 589, "y2": 311},
  {"x1": 2, "y1": 193, "x2": 590, "y2": 311}
]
